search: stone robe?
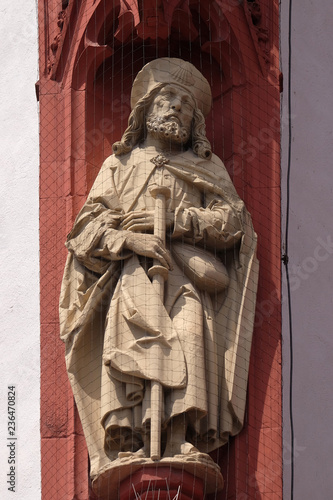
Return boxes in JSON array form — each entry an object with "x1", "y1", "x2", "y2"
[{"x1": 59, "y1": 145, "x2": 258, "y2": 479}]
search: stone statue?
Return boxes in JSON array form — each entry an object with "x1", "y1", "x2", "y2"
[{"x1": 60, "y1": 58, "x2": 258, "y2": 493}]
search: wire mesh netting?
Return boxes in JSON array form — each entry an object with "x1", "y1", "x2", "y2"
[{"x1": 39, "y1": 1, "x2": 282, "y2": 499}]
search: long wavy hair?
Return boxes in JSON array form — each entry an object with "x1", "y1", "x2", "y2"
[{"x1": 112, "y1": 83, "x2": 212, "y2": 160}]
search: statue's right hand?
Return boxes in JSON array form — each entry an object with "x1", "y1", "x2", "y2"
[{"x1": 124, "y1": 232, "x2": 172, "y2": 270}]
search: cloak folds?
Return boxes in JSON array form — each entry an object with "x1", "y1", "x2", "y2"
[{"x1": 59, "y1": 145, "x2": 259, "y2": 477}]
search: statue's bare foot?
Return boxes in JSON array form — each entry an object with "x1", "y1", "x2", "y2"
[
  {"x1": 162, "y1": 440, "x2": 198, "y2": 458},
  {"x1": 118, "y1": 447, "x2": 146, "y2": 459}
]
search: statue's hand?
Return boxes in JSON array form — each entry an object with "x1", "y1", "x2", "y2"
[
  {"x1": 120, "y1": 210, "x2": 174, "y2": 232},
  {"x1": 120, "y1": 210, "x2": 155, "y2": 232},
  {"x1": 124, "y1": 232, "x2": 172, "y2": 269}
]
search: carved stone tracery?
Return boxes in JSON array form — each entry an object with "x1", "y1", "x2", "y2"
[
  {"x1": 47, "y1": 0, "x2": 70, "y2": 74},
  {"x1": 246, "y1": 0, "x2": 270, "y2": 67},
  {"x1": 46, "y1": 1, "x2": 271, "y2": 81}
]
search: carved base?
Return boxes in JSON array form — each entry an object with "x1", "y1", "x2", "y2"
[
  {"x1": 92, "y1": 452, "x2": 223, "y2": 500},
  {"x1": 120, "y1": 467, "x2": 203, "y2": 500}
]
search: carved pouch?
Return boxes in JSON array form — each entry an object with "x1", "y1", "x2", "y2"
[{"x1": 172, "y1": 242, "x2": 229, "y2": 293}]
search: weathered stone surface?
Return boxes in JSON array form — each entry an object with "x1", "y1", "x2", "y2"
[{"x1": 60, "y1": 58, "x2": 258, "y2": 497}]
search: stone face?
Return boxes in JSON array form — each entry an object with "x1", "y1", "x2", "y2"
[{"x1": 60, "y1": 58, "x2": 259, "y2": 496}]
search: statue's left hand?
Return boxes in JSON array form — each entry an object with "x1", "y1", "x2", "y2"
[
  {"x1": 120, "y1": 210, "x2": 174, "y2": 232},
  {"x1": 120, "y1": 210, "x2": 155, "y2": 232}
]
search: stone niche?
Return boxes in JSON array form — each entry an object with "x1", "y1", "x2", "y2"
[{"x1": 38, "y1": 1, "x2": 282, "y2": 499}]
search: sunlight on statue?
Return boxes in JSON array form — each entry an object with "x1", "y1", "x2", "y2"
[{"x1": 60, "y1": 58, "x2": 258, "y2": 491}]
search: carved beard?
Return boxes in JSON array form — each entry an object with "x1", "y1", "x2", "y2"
[{"x1": 146, "y1": 115, "x2": 191, "y2": 145}]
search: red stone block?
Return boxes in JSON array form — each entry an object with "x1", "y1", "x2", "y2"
[
  {"x1": 40, "y1": 323, "x2": 71, "y2": 437},
  {"x1": 41, "y1": 436, "x2": 75, "y2": 499},
  {"x1": 41, "y1": 434, "x2": 88, "y2": 500}
]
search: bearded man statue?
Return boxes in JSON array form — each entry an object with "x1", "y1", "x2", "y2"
[{"x1": 60, "y1": 58, "x2": 259, "y2": 491}]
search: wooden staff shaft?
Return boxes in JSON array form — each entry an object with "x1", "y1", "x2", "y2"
[{"x1": 149, "y1": 187, "x2": 170, "y2": 461}]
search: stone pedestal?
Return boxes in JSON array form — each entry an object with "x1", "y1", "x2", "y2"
[
  {"x1": 119, "y1": 467, "x2": 203, "y2": 500},
  {"x1": 92, "y1": 453, "x2": 223, "y2": 499}
]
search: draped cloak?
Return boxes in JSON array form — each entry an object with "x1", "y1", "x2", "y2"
[{"x1": 59, "y1": 145, "x2": 259, "y2": 479}]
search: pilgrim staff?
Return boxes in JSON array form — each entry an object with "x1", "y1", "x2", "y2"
[{"x1": 148, "y1": 155, "x2": 171, "y2": 460}]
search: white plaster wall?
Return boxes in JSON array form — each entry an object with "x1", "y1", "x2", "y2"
[
  {"x1": 0, "y1": 2, "x2": 40, "y2": 499},
  {"x1": 281, "y1": 1, "x2": 333, "y2": 498}
]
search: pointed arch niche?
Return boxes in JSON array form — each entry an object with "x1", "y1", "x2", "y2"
[{"x1": 39, "y1": 1, "x2": 282, "y2": 498}]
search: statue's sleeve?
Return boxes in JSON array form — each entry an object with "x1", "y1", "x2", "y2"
[
  {"x1": 65, "y1": 159, "x2": 131, "y2": 274},
  {"x1": 173, "y1": 194, "x2": 243, "y2": 250},
  {"x1": 169, "y1": 154, "x2": 244, "y2": 250}
]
